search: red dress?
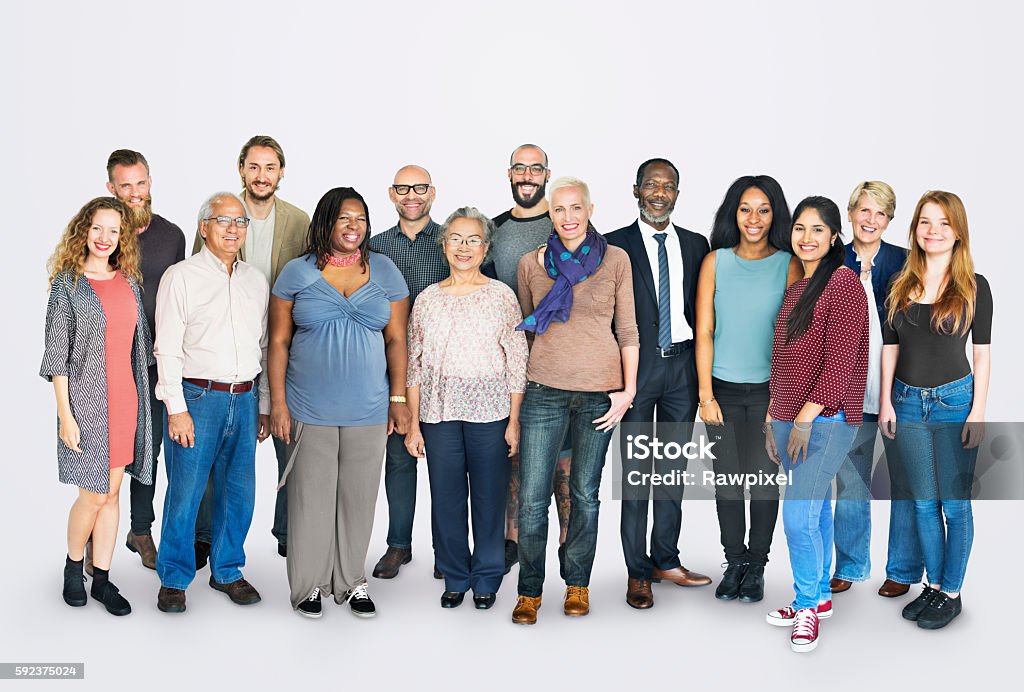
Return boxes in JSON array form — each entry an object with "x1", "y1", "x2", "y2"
[{"x1": 88, "y1": 272, "x2": 139, "y2": 470}]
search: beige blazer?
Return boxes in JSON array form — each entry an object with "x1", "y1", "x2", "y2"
[{"x1": 191, "y1": 192, "x2": 311, "y2": 288}]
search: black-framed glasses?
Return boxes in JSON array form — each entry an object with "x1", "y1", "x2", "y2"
[
  {"x1": 392, "y1": 184, "x2": 431, "y2": 195},
  {"x1": 204, "y1": 216, "x2": 250, "y2": 228},
  {"x1": 445, "y1": 236, "x2": 485, "y2": 247},
  {"x1": 510, "y1": 163, "x2": 546, "y2": 175}
]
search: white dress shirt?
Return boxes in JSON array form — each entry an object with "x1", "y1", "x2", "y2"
[
  {"x1": 636, "y1": 217, "x2": 693, "y2": 343},
  {"x1": 155, "y1": 246, "x2": 270, "y2": 415}
]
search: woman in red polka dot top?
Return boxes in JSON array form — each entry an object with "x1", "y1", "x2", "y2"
[{"x1": 762, "y1": 196, "x2": 870, "y2": 653}]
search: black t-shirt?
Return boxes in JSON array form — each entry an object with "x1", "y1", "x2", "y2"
[
  {"x1": 883, "y1": 273, "x2": 992, "y2": 388},
  {"x1": 138, "y1": 213, "x2": 186, "y2": 341}
]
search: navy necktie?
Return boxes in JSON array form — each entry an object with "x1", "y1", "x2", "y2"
[{"x1": 654, "y1": 233, "x2": 672, "y2": 350}]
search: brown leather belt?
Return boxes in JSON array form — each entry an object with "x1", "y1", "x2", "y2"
[{"x1": 183, "y1": 377, "x2": 256, "y2": 393}]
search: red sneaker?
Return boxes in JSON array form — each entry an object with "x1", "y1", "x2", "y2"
[
  {"x1": 766, "y1": 600, "x2": 833, "y2": 626},
  {"x1": 790, "y1": 608, "x2": 819, "y2": 652}
]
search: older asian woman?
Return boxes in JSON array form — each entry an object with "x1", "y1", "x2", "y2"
[
  {"x1": 512, "y1": 177, "x2": 639, "y2": 624},
  {"x1": 41, "y1": 197, "x2": 154, "y2": 616},
  {"x1": 403, "y1": 207, "x2": 528, "y2": 609},
  {"x1": 268, "y1": 187, "x2": 410, "y2": 619}
]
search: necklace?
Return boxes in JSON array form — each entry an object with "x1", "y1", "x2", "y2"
[{"x1": 324, "y1": 249, "x2": 361, "y2": 267}]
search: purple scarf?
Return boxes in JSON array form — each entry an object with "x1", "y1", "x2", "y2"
[{"x1": 517, "y1": 227, "x2": 607, "y2": 334}]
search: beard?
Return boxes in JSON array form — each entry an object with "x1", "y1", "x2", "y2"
[
  {"x1": 638, "y1": 200, "x2": 672, "y2": 226},
  {"x1": 511, "y1": 180, "x2": 546, "y2": 209},
  {"x1": 246, "y1": 179, "x2": 279, "y2": 202},
  {"x1": 127, "y1": 198, "x2": 153, "y2": 231}
]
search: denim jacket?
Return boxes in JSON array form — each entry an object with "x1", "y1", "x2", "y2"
[{"x1": 844, "y1": 240, "x2": 908, "y2": 325}]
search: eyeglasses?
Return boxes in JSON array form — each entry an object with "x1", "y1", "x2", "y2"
[
  {"x1": 510, "y1": 163, "x2": 547, "y2": 176},
  {"x1": 204, "y1": 216, "x2": 250, "y2": 228},
  {"x1": 392, "y1": 184, "x2": 432, "y2": 195},
  {"x1": 445, "y1": 236, "x2": 485, "y2": 247}
]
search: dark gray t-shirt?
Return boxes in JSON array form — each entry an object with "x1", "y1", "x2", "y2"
[
  {"x1": 138, "y1": 213, "x2": 186, "y2": 340},
  {"x1": 486, "y1": 210, "x2": 553, "y2": 293}
]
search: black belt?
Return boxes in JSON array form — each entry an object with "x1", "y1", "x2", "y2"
[
  {"x1": 183, "y1": 377, "x2": 256, "y2": 393},
  {"x1": 655, "y1": 341, "x2": 693, "y2": 358}
]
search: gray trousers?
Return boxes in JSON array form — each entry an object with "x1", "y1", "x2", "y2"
[{"x1": 281, "y1": 422, "x2": 387, "y2": 609}]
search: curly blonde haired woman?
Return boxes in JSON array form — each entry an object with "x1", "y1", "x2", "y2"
[{"x1": 41, "y1": 196, "x2": 154, "y2": 616}]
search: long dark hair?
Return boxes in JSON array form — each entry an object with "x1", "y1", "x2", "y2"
[
  {"x1": 306, "y1": 187, "x2": 372, "y2": 272},
  {"x1": 710, "y1": 175, "x2": 791, "y2": 251},
  {"x1": 786, "y1": 196, "x2": 846, "y2": 342}
]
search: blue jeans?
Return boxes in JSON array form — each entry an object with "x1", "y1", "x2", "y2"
[
  {"x1": 892, "y1": 374, "x2": 976, "y2": 593},
  {"x1": 517, "y1": 383, "x2": 613, "y2": 597},
  {"x1": 422, "y1": 419, "x2": 511, "y2": 594},
  {"x1": 833, "y1": 413, "x2": 924, "y2": 583},
  {"x1": 383, "y1": 431, "x2": 418, "y2": 550},
  {"x1": 156, "y1": 380, "x2": 258, "y2": 590},
  {"x1": 776, "y1": 413, "x2": 857, "y2": 611}
]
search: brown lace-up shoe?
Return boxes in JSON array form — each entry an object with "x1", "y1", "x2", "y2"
[
  {"x1": 372, "y1": 547, "x2": 412, "y2": 579},
  {"x1": 651, "y1": 565, "x2": 712, "y2": 587},
  {"x1": 626, "y1": 578, "x2": 654, "y2": 609},
  {"x1": 512, "y1": 595, "x2": 542, "y2": 625},
  {"x1": 564, "y1": 586, "x2": 590, "y2": 616},
  {"x1": 126, "y1": 532, "x2": 157, "y2": 570}
]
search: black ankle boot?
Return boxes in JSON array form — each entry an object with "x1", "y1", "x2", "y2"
[
  {"x1": 715, "y1": 562, "x2": 747, "y2": 601},
  {"x1": 90, "y1": 568, "x2": 131, "y2": 616},
  {"x1": 63, "y1": 555, "x2": 87, "y2": 607},
  {"x1": 738, "y1": 564, "x2": 765, "y2": 603}
]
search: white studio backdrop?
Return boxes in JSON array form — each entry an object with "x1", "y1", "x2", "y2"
[{"x1": 2, "y1": 1, "x2": 1021, "y2": 689}]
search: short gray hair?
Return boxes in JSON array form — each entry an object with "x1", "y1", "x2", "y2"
[
  {"x1": 547, "y1": 176, "x2": 591, "y2": 206},
  {"x1": 197, "y1": 192, "x2": 248, "y2": 227},
  {"x1": 439, "y1": 206, "x2": 497, "y2": 259}
]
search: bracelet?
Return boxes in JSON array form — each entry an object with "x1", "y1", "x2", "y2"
[
  {"x1": 762, "y1": 421, "x2": 773, "y2": 433},
  {"x1": 793, "y1": 421, "x2": 813, "y2": 432},
  {"x1": 698, "y1": 398, "x2": 716, "y2": 407},
  {"x1": 389, "y1": 395, "x2": 407, "y2": 404}
]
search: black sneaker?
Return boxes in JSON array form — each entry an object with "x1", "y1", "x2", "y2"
[
  {"x1": 902, "y1": 585, "x2": 937, "y2": 621},
  {"x1": 297, "y1": 587, "x2": 322, "y2": 619},
  {"x1": 917, "y1": 592, "x2": 962, "y2": 629},
  {"x1": 715, "y1": 562, "x2": 747, "y2": 601},
  {"x1": 504, "y1": 539, "x2": 519, "y2": 575},
  {"x1": 738, "y1": 564, "x2": 765, "y2": 603},
  {"x1": 91, "y1": 580, "x2": 132, "y2": 616},
  {"x1": 63, "y1": 561, "x2": 87, "y2": 607},
  {"x1": 343, "y1": 582, "x2": 376, "y2": 618}
]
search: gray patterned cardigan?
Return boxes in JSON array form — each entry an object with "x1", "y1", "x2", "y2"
[{"x1": 40, "y1": 271, "x2": 155, "y2": 493}]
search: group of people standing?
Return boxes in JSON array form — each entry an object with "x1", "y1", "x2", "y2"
[{"x1": 42, "y1": 138, "x2": 991, "y2": 654}]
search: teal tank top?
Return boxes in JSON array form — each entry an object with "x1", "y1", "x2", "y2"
[{"x1": 712, "y1": 247, "x2": 790, "y2": 383}]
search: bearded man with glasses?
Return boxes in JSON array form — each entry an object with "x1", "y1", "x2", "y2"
[{"x1": 369, "y1": 164, "x2": 450, "y2": 580}]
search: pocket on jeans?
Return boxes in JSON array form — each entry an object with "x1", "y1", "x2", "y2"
[
  {"x1": 182, "y1": 384, "x2": 206, "y2": 402},
  {"x1": 937, "y1": 388, "x2": 972, "y2": 411}
]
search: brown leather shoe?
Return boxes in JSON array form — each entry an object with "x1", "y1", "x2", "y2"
[
  {"x1": 209, "y1": 577, "x2": 261, "y2": 605},
  {"x1": 878, "y1": 579, "x2": 911, "y2": 598},
  {"x1": 372, "y1": 547, "x2": 411, "y2": 579},
  {"x1": 626, "y1": 578, "x2": 654, "y2": 609},
  {"x1": 651, "y1": 565, "x2": 712, "y2": 587},
  {"x1": 830, "y1": 577, "x2": 853, "y2": 594},
  {"x1": 84, "y1": 539, "x2": 94, "y2": 577},
  {"x1": 563, "y1": 586, "x2": 590, "y2": 616},
  {"x1": 512, "y1": 595, "x2": 542, "y2": 625},
  {"x1": 157, "y1": 586, "x2": 186, "y2": 613},
  {"x1": 126, "y1": 532, "x2": 157, "y2": 570}
]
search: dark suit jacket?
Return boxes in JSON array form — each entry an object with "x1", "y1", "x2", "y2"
[
  {"x1": 844, "y1": 240, "x2": 907, "y2": 325},
  {"x1": 605, "y1": 221, "x2": 710, "y2": 377}
]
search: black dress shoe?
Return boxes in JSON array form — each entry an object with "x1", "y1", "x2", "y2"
[
  {"x1": 91, "y1": 581, "x2": 131, "y2": 616},
  {"x1": 440, "y1": 591, "x2": 465, "y2": 608},
  {"x1": 473, "y1": 593, "x2": 496, "y2": 610},
  {"x1": 433, "y1": 564, "x2": 443, "y2": 580},
  {"x1": 278, "y1": 543, "x2": 287, "y2": 558},
  {"x1": 195, "y1": 541, "x2": 211, "y2": 570},
  {"x1": 715, "y1": 562, "x2": 747, "y2": 601},
  {"x1": 738, "y1": 564, "x2": 765, "y2": 603},
  {"x1": 63, "y1": 560, "x2": 87, "y2": 607},
  {"x1": 504, "y1": 539, "x2": 518, "y2": 575}
]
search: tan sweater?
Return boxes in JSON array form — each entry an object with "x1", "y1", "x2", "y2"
[{"x1": 516, "y1": 244, "x2": 639, "y2": 392}]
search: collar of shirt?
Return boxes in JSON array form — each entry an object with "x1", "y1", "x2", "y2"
[
  {"x1": 854, "y1": 245, "x2": 880, "y2": 269},
  {"x1": 198, "y1": 244, "x2": 239, "y2": 275},
  {"x1": 386, "y1": 218, "x2": 439, "y2": 244},
  {"x1": 637, "y1": 216, "x2": 676, "y2": 239}
]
